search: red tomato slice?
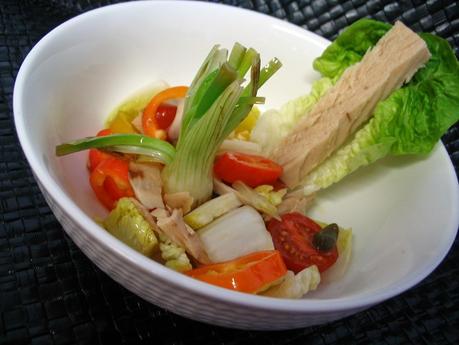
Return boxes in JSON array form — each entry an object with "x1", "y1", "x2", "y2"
[
  {"x1": 267, "y1": 213, "x2": 338, "y2": 273},
  {"x1": 88, "y1": 129, "x2": 113, "y2": 171},
  {"x1": 89, "y1": 157, "x2": 134, "y2": 210},
  {"x1": 213, "y1": 152, "x2": 283, "y2": 188},
  {"x1": 155, "y1": 103, "x2": 177, "y2": 129},
  {"x1": 185, "y1": 250, "x2": 287, "y2": 293}
]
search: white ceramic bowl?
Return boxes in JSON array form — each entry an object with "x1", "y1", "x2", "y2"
[{"x1": 13, "y1": 1, "x2": 459, "y2": 330}]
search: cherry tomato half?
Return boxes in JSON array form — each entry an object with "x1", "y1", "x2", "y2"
[
  {"x1": 185, "y1": 250, "x2": 287, "y2": 293},
  {"x1": 213, "y1": 152, "x2": 283, "y2": 188},
  {"x1": 155, "y1": 103, "x2": 177, "y2": 130},
  {"x1": 267, "y1": 213, "x2": 338, "y2": 273},
  {"x1": 142, "y1": 86, "x2": 188, "y2": 139}
]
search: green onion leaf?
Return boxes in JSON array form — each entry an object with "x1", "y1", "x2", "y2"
[
  {"x1": 55, "y1": 134, "x2": 176, "y2": 165},
  {"x1": 228, "y1": 42, "x2": 247, "y2": 70},
  {"x1": 162, "y1": 43, "x2": 281, "y2": 208},
  {"x1": 237, "y1": 47, "x2": 258, "y2": 78}
]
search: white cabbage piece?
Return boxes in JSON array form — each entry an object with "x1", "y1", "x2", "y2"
[
  {"x1": 198, "y1": 206, "x2": 274, "y2": 263},
  {"x1": 184, "y1": 193, "x2": 242, "y2": 230}
]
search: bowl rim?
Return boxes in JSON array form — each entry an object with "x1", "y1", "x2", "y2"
[{"x1": 13, "y1": 0, "x2": 459, "y2": 314}]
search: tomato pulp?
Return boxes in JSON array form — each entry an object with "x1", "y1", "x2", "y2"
[
  {"x1": 267, "y1": 213, "x2": 338, "y2": 273},
  {"x1": 142, "y1": 86, "x2": 188, "y2": 138},
  {"x1": 155, "y1": 103, "x2": 177, "y2": 129}
]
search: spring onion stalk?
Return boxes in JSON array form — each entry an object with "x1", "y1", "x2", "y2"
[
  {"x1": 162, "y1": 43, "x2": 281, "y2": 207},
  {"x1": 55, "y1": 134, "x2": 176, "y2": 165},
  {"x1": 228, "y1": 42, "x2": 246, "y2": 70},
  {"x1": 236, "y1": 47, "x2": 259, "y2": 78},
  {"x1": 224, "y1": 57, "x2": 282, "y2": 137}
]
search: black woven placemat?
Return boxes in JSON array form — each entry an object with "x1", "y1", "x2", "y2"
[{"x1": 1, "y1": 0, "x2": 458, "y2": 344}]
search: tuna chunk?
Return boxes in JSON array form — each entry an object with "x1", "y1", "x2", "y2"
[
  {"x1": 156, "y1": 208, "x2": 212, "y2": 265},
  {"x1": 128, "y1": 162, "x2": 164, "y2": 210},
  {"x1": 271, "y1": 21, "x2": 431, "y2": 188}
]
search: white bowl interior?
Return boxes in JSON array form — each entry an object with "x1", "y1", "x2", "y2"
[{"x1": 15, "y1": 0, "x2": 459, "y2": 306}]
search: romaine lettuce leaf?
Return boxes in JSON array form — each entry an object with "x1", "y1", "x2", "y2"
[
  {"x1": 302, "y1": 21, "x2": 459, "y2": 193},
  {"x1": 158, "y1": 233, "x2": 192, "y2": 272},
  {"x1": 313, "y1": 19, "x2": 391, "y2": 79},
  {"x1": 103, "y1": 198, "x2": 158, "y2": 256}
]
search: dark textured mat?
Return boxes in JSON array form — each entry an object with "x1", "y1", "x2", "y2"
[{"x1": 1, "y1": 0, "x2": 458, "y2": 344}]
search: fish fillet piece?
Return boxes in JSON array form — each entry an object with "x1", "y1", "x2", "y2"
[
  {"x1": 128, "y1": 162, "x2": 164, "y2": 210},
  {"x1": 271, "y1": 21, "x2": 431, "y2": 188}
]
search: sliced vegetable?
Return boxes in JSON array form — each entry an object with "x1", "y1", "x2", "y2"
[
  {"x1": 56, "y1": 133, "x2": 176, "y2": 165},
  {"x1": 185, "y1": 250, "x2": 287, "y2": 293},
  {"x1": 213, "y1": 177, "x2": 237, "y2": 196},
  {"x1": 232, "y1": 181, "x2": 278, "y2": 218},
  {"x1": 218, "y1": 139, "x2": 262, "y2": 156},
  {"x1": 162, "y1": 43, "x2": 281, "y2": 207},
  {"x1": 163, "y1": 192, "x2": 194, "y2": 214},
  {"x1": 142, "y1": 86, "x2": 188, "y2": 139},
  {"x1": 103, "y1": 197, "x2": 158, "y2": 256},
  {"x1": 167, "y1": 99, "x2": 185, "y2": 141},
  {"x1": 262, "y1": 265, "x2": 320, "y2": 298},
  {"x1": 198, "y1": 206, "x2": 274, "y2": 263},
  {"x1": 88, "y1": 129, "x2": 114, "y2": 171},
  {"x1": 155, "y1": 103, "x2": 178, "y2": 129},
  {"x1": 254, "y1": 185, "x2": 287, "y2": 207},
  {"x1": 214, "y1": 152, "x2": 283, "y2": 188},
  {"x1": 184, "y1": 193, "x2": 241, "y2": 229},
  {"x1": 107, "y1": 80, "x2": 169, "y2": 132},
  {"x1": 267, "y1": 213, "x2": 338, "y2": 273},
  {"x1": 109, "y1": 112, "x2": 137, "y2": 134},
  {"x1": 89, "y1": 157, "x2": 134, "y2": 210},
  {"x1": 230, "y1": 106, "x2": 260, "y2": 140}
]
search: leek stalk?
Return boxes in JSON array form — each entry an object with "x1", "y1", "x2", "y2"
[{"x1": 162, "y1": 43, "x2": 281, "y2": 207}]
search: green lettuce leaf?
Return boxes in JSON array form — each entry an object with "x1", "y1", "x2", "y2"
[
  {"x1": 301, "y1": 21, "x2": 459, "y2": 193},
  {"x1": 103, "y1": 198, "x2": 158, "y2": 256},
  {"x1": 313, "y1": 19, "x2": 391, "y2": 79}
]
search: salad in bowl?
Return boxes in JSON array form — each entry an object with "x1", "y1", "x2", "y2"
[{"x1": 54, "y1": 19, "x2": 459, "y2": 299}]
